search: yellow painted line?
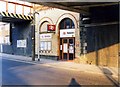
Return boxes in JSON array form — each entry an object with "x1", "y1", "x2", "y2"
[
  {"x1": 9, "y1": 13, "x2": 31, "y2": 20},
  {"x1": 21, "y1": 15, "x2": 26, "y2": 20},
  {"x1": 18, "y1": 14, "x2": 22, "y2": 19},
  {"x1": 13, "y1": 13, "x2": 18, "y2": 18},
  {"x1": 26, "y1": 16, "x2": 29, "y2": 20},
  {"x1": 28, "y1": 16, "x2": 33, "y2": 20},
  {"x1": 9, "y1": 13, "x2": 14, "y2": 17},
  {"x1": 31, "y1": 16, "x2": 34, "y2": 20},
  {"x1": 5, "y1": 12, "x2": 9, "y2": 17},
  {"x1": 1, "y1": 12, "x2": 6, "y2": 16}
]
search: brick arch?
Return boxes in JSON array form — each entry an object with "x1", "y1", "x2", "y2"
[
  {"x1": 38, "y1": 17, "x2": 53, "y2": 32},
  {"x1": 56, "y1": 13, "x2": 78, "y2": 34}
]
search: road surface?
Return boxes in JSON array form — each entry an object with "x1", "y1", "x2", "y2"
[{"x1": 1, "y1": 56, "x2": 119, "y2": 87}]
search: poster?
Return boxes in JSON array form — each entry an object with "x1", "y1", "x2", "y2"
[
  {"x1": 60, "y1": 45, "x2": 62, "y2": 50},
  {"x1": 69, "y1": 45, "x2": 74, "y2": 53},
  {"x1": 17, "y1": 39, "x2": 26, "y2": 48},
  {"x1": 63, "y1": 44, "x2": 68, "y2": 53}
]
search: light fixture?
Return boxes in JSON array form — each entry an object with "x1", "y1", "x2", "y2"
[{"x1": 12, "y1": 23, "x2": 15, "y2": 28}]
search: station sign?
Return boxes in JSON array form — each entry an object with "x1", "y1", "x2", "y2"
[
  {"x1": 47, "y1": 25, "x2": 56, "y2": 31},
  {"x1": 60, "y1": 29, "x2": 75, "y2": 38},
  {"x1": 40, "y1": 33, "x2": 52, "y2": 39}
]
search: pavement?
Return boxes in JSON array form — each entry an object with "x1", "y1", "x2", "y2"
[{"x1": 0, "y1": 53, "x2": 119, "y2": 78}]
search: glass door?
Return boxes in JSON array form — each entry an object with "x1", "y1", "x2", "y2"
[
  {"x1": 60, "y1": 38, "x2": 75, "y2": 60},
  {"x1": 62, "y1": 39, "x2": 68, "y2": 60},
  {"x1": 68, "y1": 38, "x2": 75, "y2": 60}
]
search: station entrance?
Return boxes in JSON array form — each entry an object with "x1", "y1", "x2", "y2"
[
  {"x1": 60, "y1": 37, "x2": 75, "y2": 60},
  {"x1": 59, "y1": 18, "x2": 75, "y2": 60}
]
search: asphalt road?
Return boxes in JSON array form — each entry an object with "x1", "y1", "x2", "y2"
[{"x1": 1, "y1": 56, "x2": 119, "y2": 87}]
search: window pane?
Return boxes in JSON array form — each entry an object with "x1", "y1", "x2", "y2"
[
  {"x1": 60, "y1": 20, "x2": 64, "y2": 29},
  {"x1": 69, "y1": 39, "x2": 73, "y2": 44},
  {"x1": 48, "y1": 42, "x2": 51, "y2": 50},
  {"x1": 8, "y1": 3, "x2": 15, "y2": 13},
  {"x1": 63, "y1": 39, "x2": 67, "y2": 43},
  {"x1": 16, "y1": 5, "x2": 23, "y2": 14},
  {"x1": 44, "y1": 42, "x2": 47, "y2": 50},
  {"x1": 40, "y1": 42, "x2": 44, "y2": 50},
  {"x1": 71, "y1": 20, "x2": 75, "y2": 28},
  {"x1": 66, "y1": 18, "x2": 70, "y2": 29},
  {"x1": 24, "y1": 6, "x2": 30, "y2": 15},
  {"x1": 60, "y1": 18, "x2": 75, "y2": 29},
  {"x1": 0, "y1": 1, "x2": 6, "y2": 12},
  {"x1": 40, "y1": 41, "x2": 51, "y2": 51}
]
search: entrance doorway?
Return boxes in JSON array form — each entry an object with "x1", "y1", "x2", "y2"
[{"x1": 60, "y1": 38, "x2": 75, "y2": 60}]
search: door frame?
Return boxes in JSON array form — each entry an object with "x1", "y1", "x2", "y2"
[{"x1": 60, "y1": 37, "x2": 75, "y2": 60}]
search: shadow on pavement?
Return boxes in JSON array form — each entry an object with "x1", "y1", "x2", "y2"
[
  {"x1": 68, "y1": 78, "x2": 81, "y2": 87},
  {"x1": 99, "y1": 67, "x2": 119, "y2": 87}
]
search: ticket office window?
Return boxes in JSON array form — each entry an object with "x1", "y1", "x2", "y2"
[{"x1": 40, "y1": 41, "x2": 52, "y2": 53}]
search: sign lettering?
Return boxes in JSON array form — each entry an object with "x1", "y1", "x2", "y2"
[{"x1": 60, "y1": 29, "x2": 75, "y2": 38}]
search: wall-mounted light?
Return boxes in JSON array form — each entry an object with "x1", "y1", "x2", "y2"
[{"x1": 12, "y1": 23, "x2": 15, "y2": 28}]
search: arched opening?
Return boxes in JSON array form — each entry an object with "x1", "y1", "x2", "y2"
[
  {"x1": 59, "y1": 18, "x2": 75, "y2": 29},
  {"x1": 59, "y1": 18, "x2": 75, "y2": 60},
  {"x1": 40, "y1": 21, "x2": 49, "y2": 32}
]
